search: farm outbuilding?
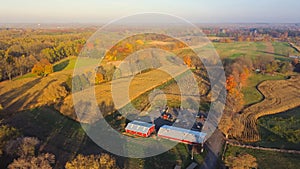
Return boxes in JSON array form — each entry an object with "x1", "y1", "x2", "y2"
[
  {"x1": 157, "y1": 125, "x2": 206, "y2": 144},
  {"x1": 125, "y1": 121, "x2": 155, "y2": 137}
]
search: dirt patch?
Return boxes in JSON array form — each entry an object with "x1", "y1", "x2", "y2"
[{"x1": 265, "y1": 42, "x2": 275, "y2": 54}]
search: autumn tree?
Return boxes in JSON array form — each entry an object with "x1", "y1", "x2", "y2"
[
  {"x1": 95, "y1": 64, "x2": 117, "y2": 81},
  {"x1": 14, "y1": 55, "x2": 27, "y2": 76},
  {"x1": 65, "y1": 154, "x2": 119, "y2": 169},
  {"x1": 135, "y1": 39, "x2": 144, "y2": 46},
  {"x1": 7, "y1": 44, "x2": 27, "y2": 57},
  {"x1": 226, "y1": 75, "x2": 237, "y2": 91},
  {"x1": 95, "y1": 73, "x2": 105, "y2": 85},
  {"x1": 266, "y1": 60, "x2": 279, "y2": 73},
  {"x1": 32, "y1": 58, "x2": 53, "y2": 77},
  {"x1": 125, "y1": 43, "x2": 133, "y2": 53},
  {"x1": 239, "y1": 68, "x2": 250, "y2": 87},
  {"x1": 184, "y1": 56, "x2": 192, "y2": 67},
  {"x1": 41, "y1": 48, "x2": 56, "y2": 63},
  {"x1": 4, "y1": 55, "x2": 15, "y2": 80},
  {"x1": 220, "y1": 57, "x2": 253, "y2": 138}
]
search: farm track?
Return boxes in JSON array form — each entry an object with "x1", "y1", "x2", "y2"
[
  {"x1": 226, "y1": 139, "x2": 300, "y2": 154},
  {"x1": 238, "y1": 75, "x2": 300, "y2": 142}
]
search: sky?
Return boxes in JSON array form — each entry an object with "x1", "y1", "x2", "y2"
[{"x1": 0, "y1": 0, "x2": 299, "y2": 23}]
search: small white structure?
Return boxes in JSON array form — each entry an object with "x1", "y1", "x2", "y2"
[
  {"x1": 289, "y1": 56, "x2": 300, "y2": 59},
  {"x1": 157, "y1": 125, "x2": 206, "y2": 144}
]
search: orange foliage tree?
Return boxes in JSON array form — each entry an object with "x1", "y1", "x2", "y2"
[
  {"x1": 184, "y1": 56, "x2": 192, "y2": 67},
  {"x1": 226, "y1": 75, "x2": 237, "y2": 91},
  {"x1": 31, "y1": 58, "x2": 53, "y2": 77},
  {"x1": 95, "y1": 73, "x2": 105, "y2": 85},
  {"x1": 239, "y1": 68, "x2": 250, "y2": 87}
]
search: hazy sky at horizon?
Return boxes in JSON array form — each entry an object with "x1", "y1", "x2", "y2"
[{"x1": 0, "y1": 0, "x2": 299, "y2": 23}]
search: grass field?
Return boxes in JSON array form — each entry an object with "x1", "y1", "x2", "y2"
[
  {"x1": 54, "y1": 56, "x2": 100, "y2": 72},
  {"x1": 53, "y1": 57, "x2": 76, "y2": 72},
  {"x1": 213, "y1": 42, "x2": 269, "y2": 59},
  {"x1": 242, "y1": 73, "x2": 285, "y2": 106},
  {"x1": 257, "y1": 107, "x2": 300, "y2": 150},
  {"x1": 272, "y1": 42, "x2": 299, "y2": 61},
  {"x1": 225, "y1": 145, "x2": 300, "y2": 169},
  {"x1": 213, "y1": 41, "x2": 299, "y2": 61},
  {"x1": 13, "y1": 73, "x2": 37, "y2": 81}
]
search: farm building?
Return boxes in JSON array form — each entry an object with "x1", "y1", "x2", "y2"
[
  {"x1": 157, "y1": 125, "x2": 206, "y2": 145},
  {"x1": 125, "y1": 121, "x2": 155, "y2": 137}
]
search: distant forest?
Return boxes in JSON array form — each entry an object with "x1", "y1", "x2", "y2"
[{"x1": 0, "y1": 28, "x2": 94, "y2": 81}]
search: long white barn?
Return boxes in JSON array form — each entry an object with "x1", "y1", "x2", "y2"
[{"x1": 157, "y1": 125, "x2": 206, "y2": 144}]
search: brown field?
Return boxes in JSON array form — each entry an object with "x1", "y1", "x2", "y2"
[
  {"x1": 57, "y1": 69, "x2": 182, "y2": 123},
  {"x1": 0, "y1": 58, "x2": 201, "y2": 123},
  {"x1": 238, "y1": 75, "x2": 300, "y2": 142}
]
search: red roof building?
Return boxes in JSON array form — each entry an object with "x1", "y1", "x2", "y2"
[{"x1": 125, "y1": 121, "x2": 155, "y2": 137}]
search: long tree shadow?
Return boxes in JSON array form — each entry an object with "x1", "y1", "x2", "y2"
[
  {"x1": 53, "y1": 60, "x2": 70, "y2": 72},
  {"x1": 0, "y1": 78, "x2": 41, "y2": 112},
  {"x1": 257, "y1": 50, "x2": 287, "y2": 57},
  {"x1": 3, "y1": 79, "x2": 57, "y2": 113}
]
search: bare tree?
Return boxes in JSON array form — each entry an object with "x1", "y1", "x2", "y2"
[
  {"x1": 6, "y1": 137, "x2": 40, "y2": 158},
  {"x1": 8, "y1": 153, "x2": 55, "y2": 169}
]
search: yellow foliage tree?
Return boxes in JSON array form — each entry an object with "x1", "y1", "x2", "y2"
[
  {"x1": 125, "y1": 43, "x2": 133, "y2": 53},
  {"x1": 95, "y1": 73, "x2": 105, "y2": 85},
  {"x1": 65, "y1": 154, "x2": 119, "y2": 169},
  {"x1": 31, "y1": 58, "x2": 53, "y2": 77},
  {"x1": 135, "y1": 39, "x2": 144, "y2": 46}
]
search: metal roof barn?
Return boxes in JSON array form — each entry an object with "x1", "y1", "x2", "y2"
[
  {"x1": 125, "y1": 121, "x2": 155, "y2": 137},
  {"x1": 157, "y1": 125, "x2": 206, "y2": 144}
]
